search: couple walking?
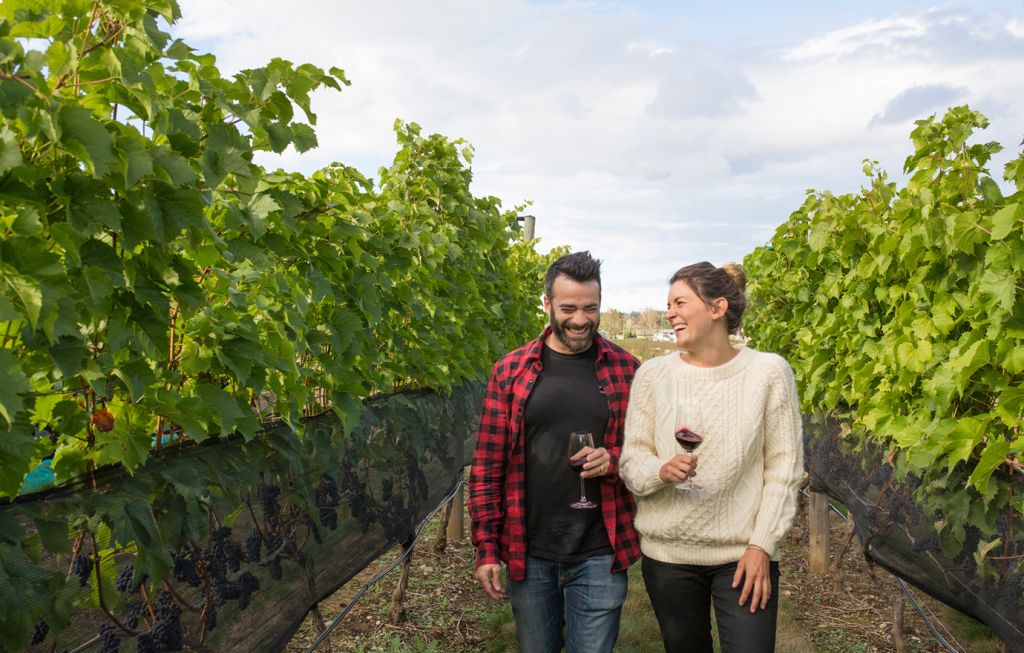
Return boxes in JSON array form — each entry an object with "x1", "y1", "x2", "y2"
[{"x1": 468, "y1": 251, "x2": 804, "y2": 653}]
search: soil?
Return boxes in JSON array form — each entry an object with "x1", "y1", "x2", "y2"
[{"x1": 285, "y1": 492, "x2": 1005, "y2": 653}]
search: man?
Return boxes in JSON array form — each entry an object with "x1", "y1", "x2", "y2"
[{"x1": 468, "y1": 251, "x2": 641, "y2": 653}]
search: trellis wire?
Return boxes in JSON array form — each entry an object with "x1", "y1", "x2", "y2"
[{"x1": 304, "y1": 476, "x2": 466, "y2": 653}]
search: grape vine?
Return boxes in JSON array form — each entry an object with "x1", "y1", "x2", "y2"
[
  {"x1": 0, "y1": 0, "x2": 555, "y2": 649},
  {"x1": 744, "y1": 106, "x2": 1023, "y2": 573}
]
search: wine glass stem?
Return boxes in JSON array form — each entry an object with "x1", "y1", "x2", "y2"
[{"x1": 579, "y1": 476, "x2": 586, "y2": 502}]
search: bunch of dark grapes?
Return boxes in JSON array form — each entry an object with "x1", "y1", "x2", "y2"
[
  {"x1": 305, "y1": 514, "x2": 323, "y2": 545},
  {"x1": 317, "y1": 475, "x2": 341, "y2": 530},
  {"x1": 257, "y1": 482, "x2": 282, "y2": 529},
  {"x1": 30, "y1": 619, "x2": 48, "y2": 645},
  {"x1": 210, "y1": 526, "x2": 244, "y2": 573},
  {"x1": 245, "y1": 528, "x2": 262, "y2": 563},
  {"x1": 201, "y1": 548, "x2": 231, "y2": 604},
  {"x1": 235, "y1": 571, "x2": 260, "y2": 610},
  {"x1": 319, "y1": 507, "x2": 338, "y2": 531},
  {"x1": 911, "y1": 536, "x2": 940, "y2": 553},
  {"x1": 866, "y1": 463, "x2": 890, "y2": 488},
  {"x1": 172, "y1": 548, "x2": 202, "y2": 588},
  {"x1": 953, "y1": 525, "x2": 982, "y2": 567},
  {"x1": 152, "y1": 592, "x2": 183, "y2": 651},
  {"x1": 116, "y1": 564, "x2": 136, "y2": 593},
  {"x1": 348, "y1": 492, "x2": 372, "y2": 533},
  {"x1": 209, "y1": 526, "x2": 227, "y2": 557},
  {"x1": 320, "y1": 474, "x2": 340, "y2": 504},
  {"x1": 124, "y1": 599, "x2": 147, "y2": 629},
  {"x1": 70, "y1": 552, "x2": 92, "y2": 587},
  {"x1": 887, "y1": 499, "x2": 913, "y2": 527},
  {"x1": 98, "y1": 623, "x2": 120, "y2": 653},
  {"x1": 135, "y1": 633, "x2": 157, "y2": 653}
]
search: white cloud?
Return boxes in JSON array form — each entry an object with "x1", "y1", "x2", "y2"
[
  {"x1": 784, "y1": 17, "x2": 927, "y2": 61},
  {"x1": 172, "y1": 1, "x2": 1024, "y2": 312}
]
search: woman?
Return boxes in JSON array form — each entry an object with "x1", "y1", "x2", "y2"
[{"x1": 620, "y1": 261, "x2": 803, "y2": 653}]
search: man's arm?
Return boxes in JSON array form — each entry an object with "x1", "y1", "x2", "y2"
[
  {"x1": 600, "y1": 351, "x2": 640, "y2": 483},
  {"x1": 467, "y1": 362, "x2": 511, "y2": 571}
]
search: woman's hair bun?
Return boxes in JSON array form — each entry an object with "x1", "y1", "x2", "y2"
[{"x1": 721, "y1": 262, "x2": 746, "y2": 293}]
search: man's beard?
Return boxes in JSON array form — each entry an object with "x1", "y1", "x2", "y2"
[{"x1": 550, "y1": 310, "x2": 598, "y2": 353}]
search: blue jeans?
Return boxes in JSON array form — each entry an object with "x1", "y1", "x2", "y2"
[{"x1": 508, "y1": 554, "x2": 628, "y2": 653}]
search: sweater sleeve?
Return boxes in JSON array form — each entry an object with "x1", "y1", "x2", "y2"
[
  {"x1": 748, "y1": 357, "x2": 805, "y2": 557},
  {"x1": 620, "y1": 362, "x2": 670, "y2": 497}
]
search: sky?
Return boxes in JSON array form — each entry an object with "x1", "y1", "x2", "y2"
[{"x1": 172, "y1": 1, "x2": 1024, "y2": 311}]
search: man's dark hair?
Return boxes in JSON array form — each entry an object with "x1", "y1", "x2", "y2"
[{"x1": 545, "y1": 251, "x2": 602, "y2": 299}]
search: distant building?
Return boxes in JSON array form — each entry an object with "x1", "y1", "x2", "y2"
[{"x1": 652, "y1": 329, "x2": 675, "y2": 342}]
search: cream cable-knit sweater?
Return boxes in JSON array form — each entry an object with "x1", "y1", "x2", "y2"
[{"x1": 620, "y1": 347, "x2": 803, "y2": 565}]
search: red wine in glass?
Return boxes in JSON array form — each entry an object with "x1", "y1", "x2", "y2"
[
  {"x1": 674, "y1": 427, "x2": 703, "y2": 490},
  {"x1": 568, "y1": 431, "x2": 598, "y2": 509}
]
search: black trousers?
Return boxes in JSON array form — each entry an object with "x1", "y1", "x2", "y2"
[{"x1": 641, "y1": 555, "x2": 780, "y2": 653}]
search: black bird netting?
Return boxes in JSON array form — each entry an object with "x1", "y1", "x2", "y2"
[
  {"x1": 804, "y1": 414, "x2": 1024, "y2": 652},
  {"x1": 2, "y1": 381, "x2": 484, "y2": 653}
]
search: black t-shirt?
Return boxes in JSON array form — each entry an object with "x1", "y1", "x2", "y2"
[{"x1": 523, "y1": 344, "x2": 612, "y2": 562}]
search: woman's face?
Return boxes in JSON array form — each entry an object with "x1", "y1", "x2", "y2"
[{"x1": 666, "y1": 280, "x2": 723, "y2": 350}]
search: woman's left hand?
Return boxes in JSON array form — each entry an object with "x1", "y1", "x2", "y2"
[{"x1": 732, "y1": 546, "x2": 771, "y2": 613}]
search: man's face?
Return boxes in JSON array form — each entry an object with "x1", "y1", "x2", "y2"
[{"x1": 543, "y1": 275, "x2": 601, "y2": 354}]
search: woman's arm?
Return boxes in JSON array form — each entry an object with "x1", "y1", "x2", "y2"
[
  {"x1": 620, "y1": 364, "x2": 672, "y2": 496},
  {"x1": 748, "y1": 357, "x2": 805, "y2": 557}
]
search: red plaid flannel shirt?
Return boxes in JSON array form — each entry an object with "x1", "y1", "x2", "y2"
[{"x1": 468, "y1": 327, "x2": 642, "y2": 581}]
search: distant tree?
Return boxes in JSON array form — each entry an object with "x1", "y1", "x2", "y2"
[
  {"x1": 601, "y1": 309, "x2": 626, "y2": 337},
  {"x1": 636, "y1": 308, "x2": 663, "y2": 337}
]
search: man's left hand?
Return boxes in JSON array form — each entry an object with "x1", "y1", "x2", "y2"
[{"x1": 570, "y1": 446, "x2": 611, "y2": 478}]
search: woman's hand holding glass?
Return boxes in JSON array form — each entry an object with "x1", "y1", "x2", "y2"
[{"x1": 658, "y1": 453, "x2": 698, "y2": 485}]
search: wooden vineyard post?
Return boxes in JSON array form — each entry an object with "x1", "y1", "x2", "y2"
[
  {"x1": 446, "y1": 431, "x2": 466, "y2": 543},
  {"x1": 892, "y1": 590, "x2": 908, "y2": 653},
  {"x1": 809, "y1": 491, "x2": 830, "y2": 573},
  {"x1": 446, "y1": 483, "x2": 465, "y2": 542},
  {"x1": 434, "y1": 499, "x2": 452, "y2": 553}
]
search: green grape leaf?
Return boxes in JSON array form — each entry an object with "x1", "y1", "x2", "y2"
[
  {"x1": 0, "y1": 128, "x2": 23, "y2": 174},
  {"x1": 989, "y1": 202, "x2": 1019, "y2": 240},
  {"x1": 0, "y1": 350, "x2": 29, "y2": 428},
  {"x1": 968, "y1": 437, "x2": 1009, "y2": 498},
  {"x1": 58, "y1": 106, "x2": 117, "y2": 176},
  {"x1": 2, "y1": 270, "x2": 42, "y2": 330},
  {"x1": 291, "y1": 123, "x2": 317, "y2": 153},
  {"x1": 995, "y1": 385, "x2": 1024, "y2": 427}
]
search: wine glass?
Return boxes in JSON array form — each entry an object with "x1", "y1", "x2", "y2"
[
  {"x1": 674, "y1": 427, "x2": 703, "y2": 490},
  {"x1": 568, "y1": 431, "x2": 598, "y2": 509}
]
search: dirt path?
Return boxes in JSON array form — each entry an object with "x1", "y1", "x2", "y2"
[{"x1": 286, "y1": 495, "x2": 1004, "y2": 653}]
